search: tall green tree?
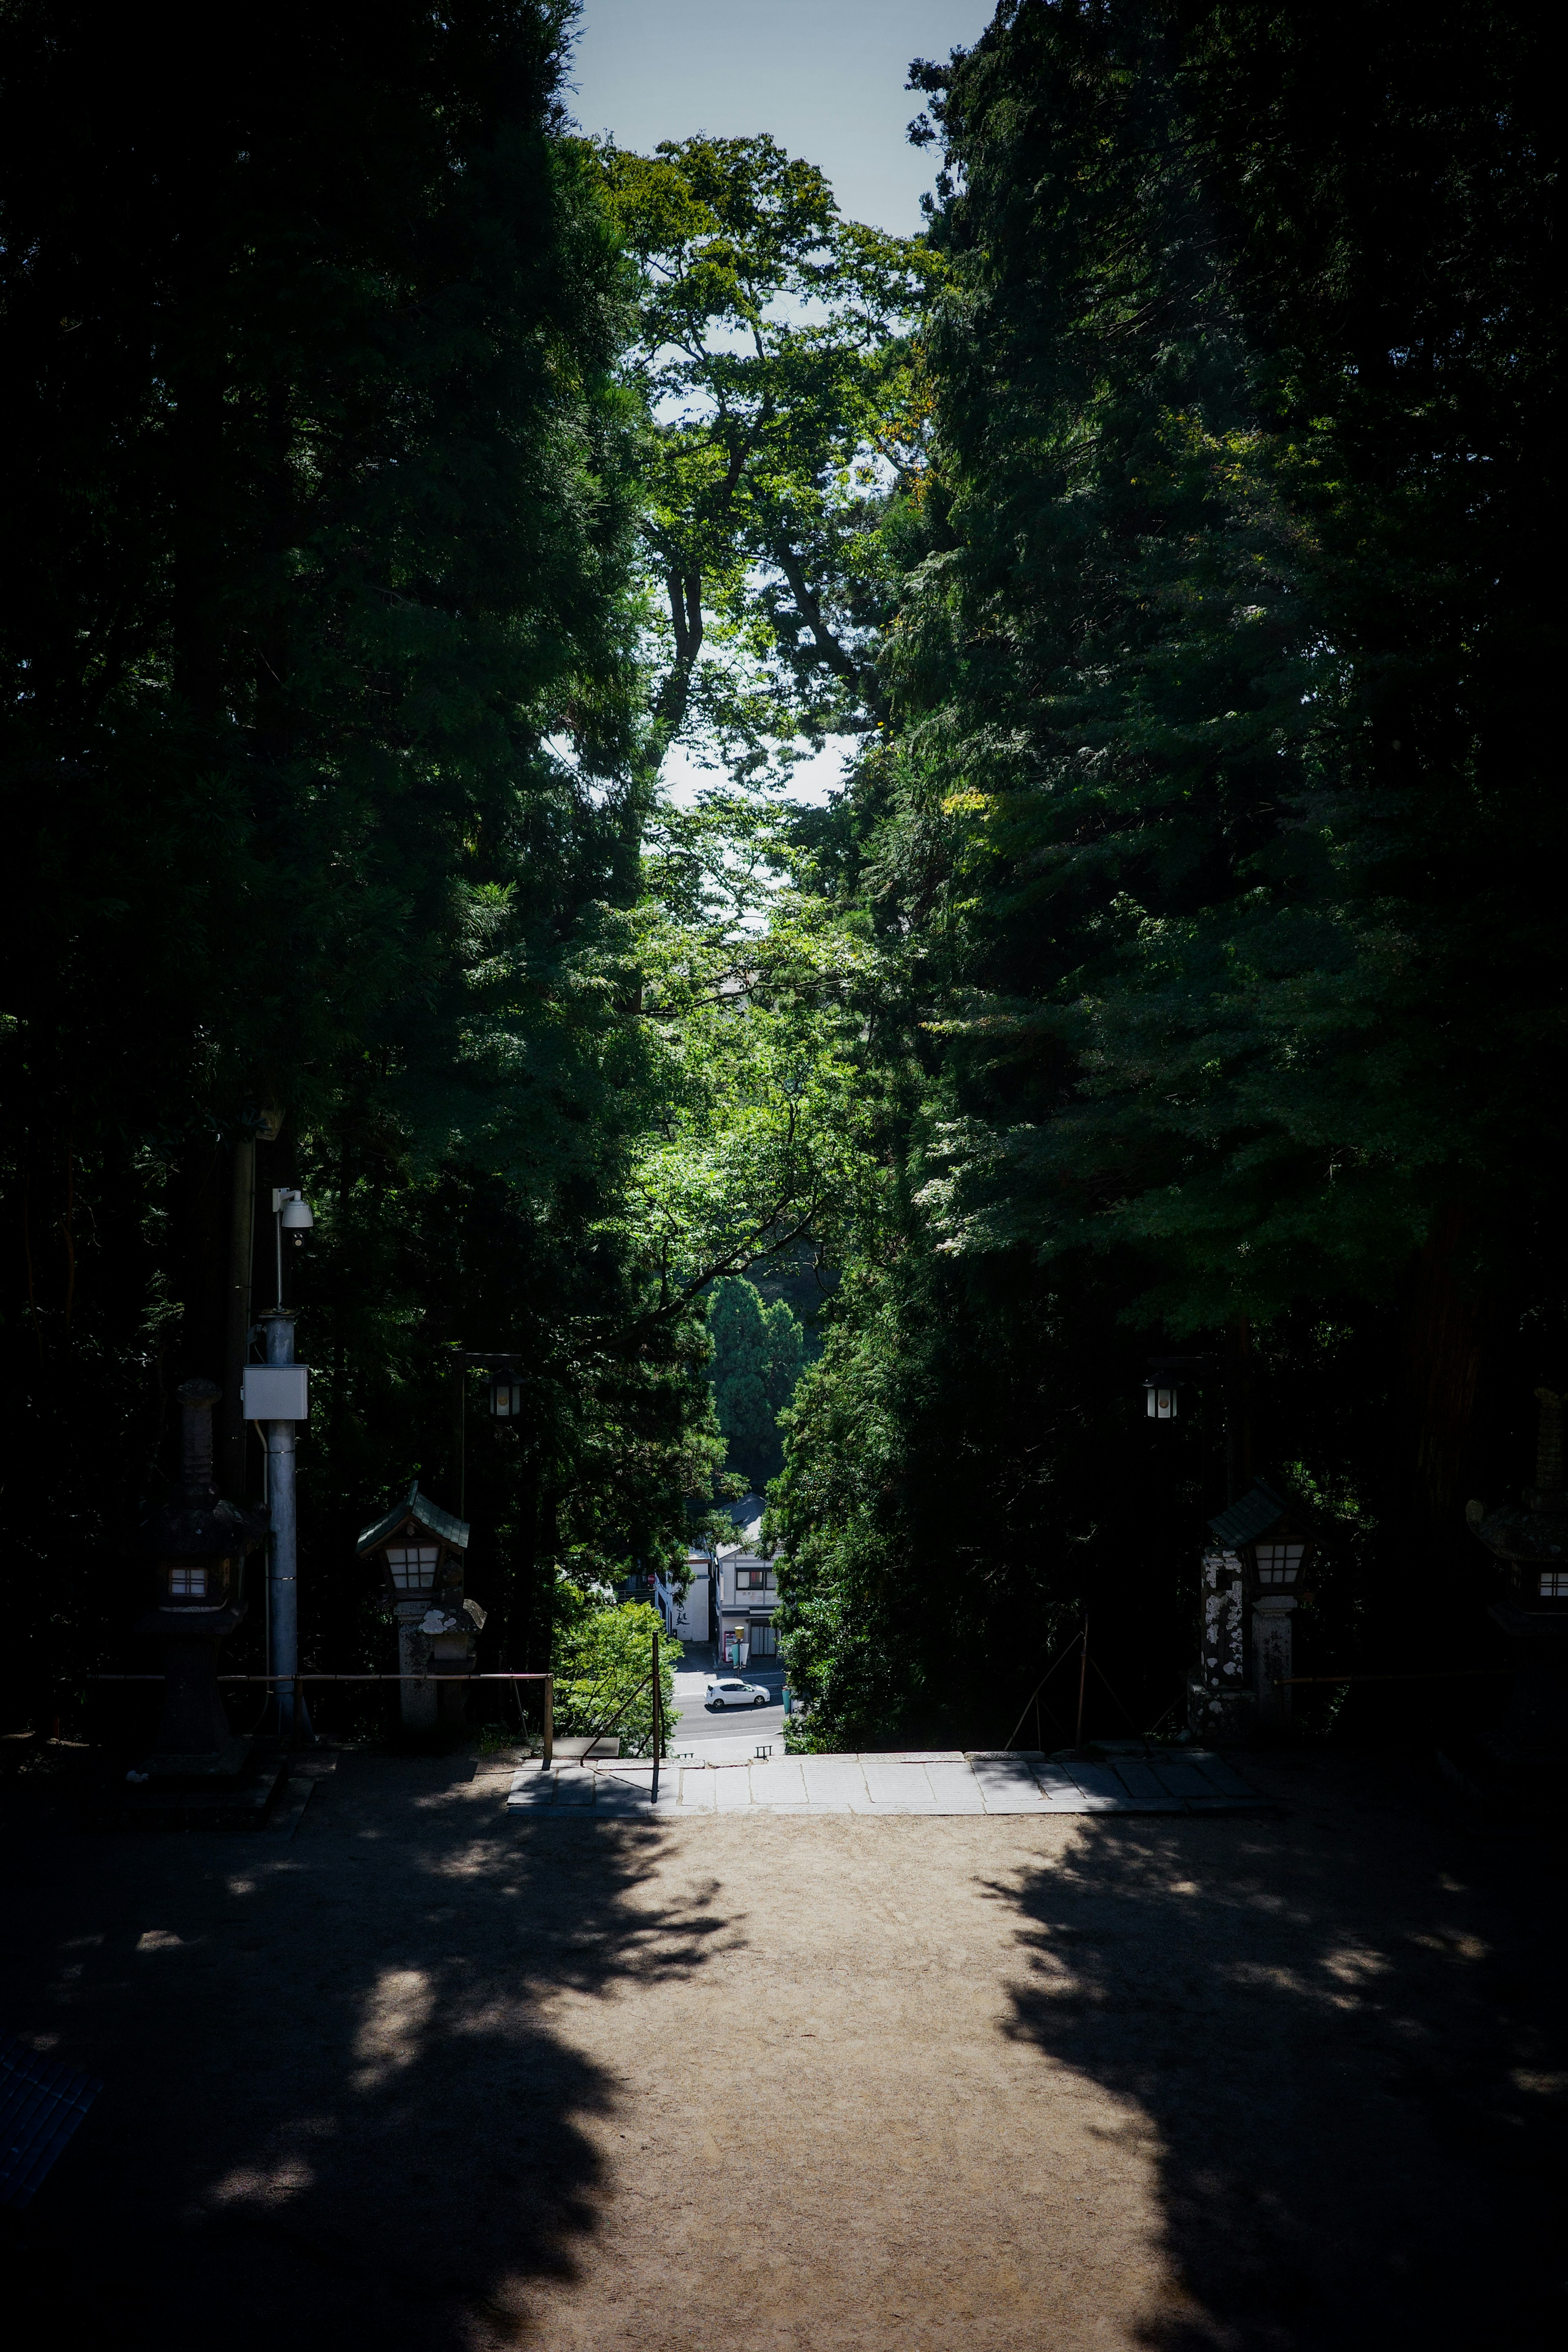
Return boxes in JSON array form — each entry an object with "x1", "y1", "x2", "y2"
[
  {"x1": 596, "y1": 133, "x2": 936, "y2": 783},
  {"x1": 774, "y1": 0, "x2": 1567, "y2": 1746},
  {"x1": 0, "y1": 0, "x2": 722, "y2": 1725},
  {"x1": 707, "y1": 1275, "x2": 806, "y2": 1490},
  {"x1": 900, "y1": 0, "x2": 1564, "y2": 1377}
]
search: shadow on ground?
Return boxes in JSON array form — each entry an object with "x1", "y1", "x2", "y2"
[
  {"x1": 0, "y1": 1750, "x2": 729, "y2": 2350},
  {"x1": 986, "y1": 1752, "x2": 1568, "y2": 2350}
]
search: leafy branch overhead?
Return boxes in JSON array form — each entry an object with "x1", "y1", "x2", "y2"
[
  {"x1": 593, "y1": 133, "x2": 940, "y2": 783},
  {"x1": 620, "y1": 792, "x2": 887, "y2": 1311}
]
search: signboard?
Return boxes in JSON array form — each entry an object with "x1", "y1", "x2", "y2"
[{"x1": 241, "y1": 1364, "x2": 310, "y2": 1423}]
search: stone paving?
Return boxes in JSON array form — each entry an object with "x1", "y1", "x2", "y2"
[{"x1": 505, "y1": 1742, "x2": 1267, "y2": 1816}]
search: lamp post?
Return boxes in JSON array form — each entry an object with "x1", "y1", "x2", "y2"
[
  {"x1": 272, "y1": 1185, "x2": 313, "y2": 1310},
  {"x1": 240, "y1": 1183, "x2": 314, "y2": 1741},
  {"x1": 449, "y1": 1348, "x2": 525, "y2": 1519},
  {"x1": 245, "y1": 1310, "x2": 310, "y2": 1740}
]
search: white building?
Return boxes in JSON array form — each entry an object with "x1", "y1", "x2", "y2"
[
  {"x1": 659, "y1": 1545, "x2": 713, "y2": 1650},
  {"x1": 712, "y1": 1498, "x2": 780, "y2": 1668},
  {"x1": 644, "y1": 1497, "x2": 782, "y2": 1667}
]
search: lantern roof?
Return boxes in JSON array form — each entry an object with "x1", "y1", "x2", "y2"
[
  {"x1": 356, "y1": 1482, "x2": 470, "y2": 1559},
  {"x1": 1207, "y1": 1479, "x2": 1294, "y2": 1549}
]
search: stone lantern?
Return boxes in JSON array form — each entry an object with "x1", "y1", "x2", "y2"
[
  {"x1": 356, "y1": 1483, "x2": 480, "y2": 1731},
  {"x1": 1205, "y1": 1481, "x2": 1313, "y2": 1731},
  {"x1": 1467, "y1": 1385, "x2": 1568, "y2": 1754},
  {"x1": 137, "y1": 1379, "x2": 268, "y2": 1775}
]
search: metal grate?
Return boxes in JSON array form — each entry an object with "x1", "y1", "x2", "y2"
[{"x1": 0, "y1": 2034, "x2": 102, "y2": 2208}]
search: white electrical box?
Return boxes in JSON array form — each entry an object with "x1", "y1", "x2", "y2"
[{"x1": 242, "y1": 1364, "x2": 310, "y2": 1423}]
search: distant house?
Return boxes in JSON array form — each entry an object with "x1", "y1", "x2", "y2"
[
  {"x1": 619, "y1": 1494, "x2": 780, "y2": 1664},
  {"x1": 620, "y1": 1546, "x2": 715, "y2": 1652},
  {"x1": 666, "y1": 1544, "x2": 714, "y2": 1650},
  {"x1": 712, "y1": 1495, "x2": 779, "y2": 1668}
]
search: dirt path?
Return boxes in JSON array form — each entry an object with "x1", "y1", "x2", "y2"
[{"x1": 3, "y1": 1748, "x2": 1563, "y2": 2350}]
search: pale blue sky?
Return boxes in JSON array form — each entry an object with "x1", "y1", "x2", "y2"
[
  {"x1": 569, "y1": 0, "x2": 993, "y2": 239},
  {"x1": 571, "y1": 1, "x2": 993, "y2": 801}
]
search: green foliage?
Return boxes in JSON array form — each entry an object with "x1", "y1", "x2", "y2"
[
  {"x1": 6, "y1": 0, "x2": 1559, "y2": 1765},
  {"x1": 0, "y1": 0, "x2": 723, "y2": 1725},
  {"x1": 619, "y1": 786, "x2": 890, "y2": 1310},
  {"x1": 707, "y1": 1276, "x2": 805, "y2": 1489},
  {"x1": 551, "y1": 1592, "x2": 679, "y2": 1758},
  {"x1": 595, "y1": 133, "x2": 938, "y2": 781},
  {"x1": 897, "y1": 0, "x2": 1564, "y2": 1326},
  {"x1": 775, "y1": 0, "x2": 1566, "y2": 1746}
]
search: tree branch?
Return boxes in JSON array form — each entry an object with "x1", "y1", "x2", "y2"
[
  {"x1": 769, "y1": 540, "x2": 888, "y2": 722},
  {"x1": 649, "y1": 565, "x2": 705, "y2": 750}
]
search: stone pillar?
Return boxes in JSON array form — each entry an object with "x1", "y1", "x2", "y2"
[
  {"x1": 394, "y1": 1605, "x2": 474, "y2": 1731},
  {"x1": 138, "y1": 1379, "x2": 266, "y2": 1776},
  {"x1": 1253, "y1": 1594, "x2": 1296, "y2": 1728},
  {"x1": 1484, "y1": 1601, "x2": 1568, "y2": 1755},
  {"x1": 395, "y1": 1604, "x2": 439, "y2": 1731},
  {"x1": 1187, "y1": 1549, "x2": 1252, "y2": 1740}
]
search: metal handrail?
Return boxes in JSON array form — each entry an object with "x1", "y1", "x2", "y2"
[{"x1": 90, "y1": 1669, "x2": 557, "y2": 1764}]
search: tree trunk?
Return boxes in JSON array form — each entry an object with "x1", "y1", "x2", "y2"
[{"x1": 1401, "y1": 1206, "x2": 1486, "y2": 1526}]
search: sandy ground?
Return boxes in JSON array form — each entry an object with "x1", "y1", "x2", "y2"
[{"x1": 3, "y1": 1746, "x2": 1564, "y2": 2351}]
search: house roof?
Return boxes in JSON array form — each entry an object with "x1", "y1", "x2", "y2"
[
  {"x1": 1207, "y1": 1480, "x2": 1290, "y2": 1549},
  {"x1": 356, "y1": 1481, "x2": 470, "y2": 1557}
]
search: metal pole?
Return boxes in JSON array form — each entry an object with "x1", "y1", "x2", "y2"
[
  {"x1": 259, "y1": 1307, "x2": 310, "y2": 1744},
  {"x1": 652, "y1": 1628, "x2": 661, "y2": 1805},
  {"x1": 1075, "y1": 1618, "x2": 1089, "y2": 1749},
  {"x1": 542, "y1": 1673, "x2": 553, "y2": 1768},
  {"x1": 261, "y1": 1433, "x2": 271, "y2": 1687}
]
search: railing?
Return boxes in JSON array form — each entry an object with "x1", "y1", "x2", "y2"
[
  {"x1": 92, "y1": 1670, "x2": 557, "y2": 1764},
  {"x1": 559, "y1": 1628, "x2": 667, "y2": 1799}
]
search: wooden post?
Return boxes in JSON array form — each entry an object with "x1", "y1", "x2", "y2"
[
  {"x1": 542, "y1": 1673, "x2": 553, "y2": 1768},
  {"x1": 1075, "y1": 1620, "x2": 1089, "y2": 1750},
  {"x1": 453, "y1": 1350, "x2": 467, "y2": 1521},
  {"x1": 651, "y1": 1629, "x2": 661, "y2": 1806}
]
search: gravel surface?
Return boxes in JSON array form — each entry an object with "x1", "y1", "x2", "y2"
[{"x1": 2, "y1": 1745, "x2": 1563, "y2": 2350}]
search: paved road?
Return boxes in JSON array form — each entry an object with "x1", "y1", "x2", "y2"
[{"x1": 667, "y1": 1662, "x2": 784, "y2": 1754}]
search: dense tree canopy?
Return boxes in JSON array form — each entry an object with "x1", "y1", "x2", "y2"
[
  {"x1": 0, "y1": 0, "x2": 713, "y2": 1723},
  {"x1": 773, "y1": 0, "x2": 1566, "y2": 1748},
  {"x1": 3, "y1": 0, "x2": 1561, "y2": 1758},
  {"x1": 707, "y1": 1275, "x2": 806, "y2": 1491}
]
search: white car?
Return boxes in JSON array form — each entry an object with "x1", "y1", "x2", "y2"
[{"x1": 706, "y1": 1676, "x2": 771, "y2": 1710}]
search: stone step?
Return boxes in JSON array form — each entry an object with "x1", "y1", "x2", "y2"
[{"x1": 503, "y1": 1751, "x2": 1270, "y2": 1818}]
